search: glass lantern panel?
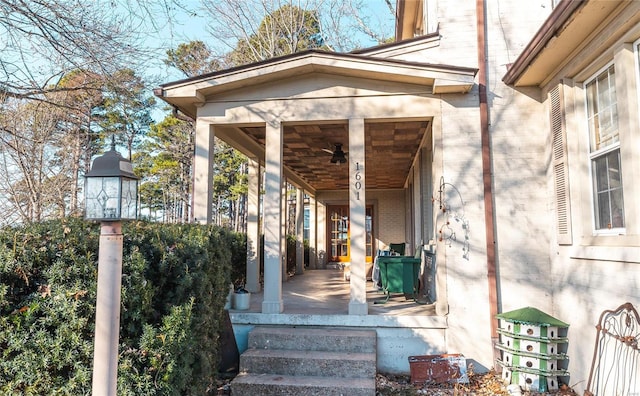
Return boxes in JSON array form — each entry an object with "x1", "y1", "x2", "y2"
[
  {"x1": 85, "y1": 178, "x2": 103, "y2": 218},
  {"x1": 86, "y1": 177, "x2": 101, "y2": 199},
  {"x1": 85, "y1": 176, "x2": 122, "y2": 220},
  {"x1": 120, "y1": 178, "x2": 138, "y2": 219}
]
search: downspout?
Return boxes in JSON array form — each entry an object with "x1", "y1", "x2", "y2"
[{"x1": 476, "y1": 0, "x2": 500, "y2": 360}]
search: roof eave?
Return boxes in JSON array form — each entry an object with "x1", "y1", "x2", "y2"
[{"x1": 502, "y1": 0, "x2": 586, "y2": 86}]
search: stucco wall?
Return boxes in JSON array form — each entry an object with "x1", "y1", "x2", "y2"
[
  {"x1": 484, "y1": 0, "x2": 556, "y2": 312},
  {"x1": 373, "y1": 190, "x2": 407, "y2": 251},
  {"x1": 437, "y1": 89, "x2": 495, "y2": 369}
]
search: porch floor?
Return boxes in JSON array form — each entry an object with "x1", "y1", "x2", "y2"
[{"x1": 231, "y1": 267, "x2": 435, "y2": 316}]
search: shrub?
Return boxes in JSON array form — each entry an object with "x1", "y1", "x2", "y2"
[
  {"x1": 0, "y1": 218, "x2": 242, "y2": 395},
  {"x1": 226, "y1": 232, "x2": 247, "y2": 288}
]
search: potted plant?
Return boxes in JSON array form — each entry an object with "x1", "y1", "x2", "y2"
[{"x1": 232, "y1": 278, "x2": 251, "y2": 310}]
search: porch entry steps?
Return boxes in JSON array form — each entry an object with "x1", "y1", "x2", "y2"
[{"x1": 230, "y1": 326, "x2": 377, "y2": 396}]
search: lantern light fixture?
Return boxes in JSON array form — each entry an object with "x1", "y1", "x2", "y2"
[{"x1": 84, "y1": 138, "x2": 139, "y2": 221}]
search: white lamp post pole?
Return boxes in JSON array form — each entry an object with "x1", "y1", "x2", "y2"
[{"x1": 92, "y1": 222, "x2": 123, "y2": 396}]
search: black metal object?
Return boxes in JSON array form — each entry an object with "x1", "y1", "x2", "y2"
[
  {"x1": 422, "y1": 251, "x2": 436, "y2": 304},
  {"x1": 328, "y1": 143, "x2": 347, "y2": 164},
  {"x1": 585, "y1": 302, "x2": 640, "y2": 396},
  {"x1": 218, "y1": 310, "x2": 239, "y2": 376}
]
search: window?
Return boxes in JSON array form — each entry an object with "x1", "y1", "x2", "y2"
[
  {"x1": 592, "y1": 150, "x2": 624, "y2": 229},
  {"x1": 587, "y1": 66, "x2": 618, "y2": 151},
  {"x1": 303, "y1": 205, "x2": 309, "y2": 240},
  {"x1": 585, "y1": 65, "x2": 624, "y2": 231}
]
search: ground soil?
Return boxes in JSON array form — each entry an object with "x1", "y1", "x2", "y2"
[{"x1": 214, "y1": 370, "x2": 579, "y2": 395}]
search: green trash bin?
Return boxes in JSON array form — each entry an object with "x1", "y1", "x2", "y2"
[{"x1": 376, "y1": 256, "x2": 420, "y2": 303}]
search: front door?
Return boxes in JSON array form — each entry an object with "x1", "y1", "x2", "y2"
[{"x1": 328, "y1": 205, "x2": 373, "y2": 263}]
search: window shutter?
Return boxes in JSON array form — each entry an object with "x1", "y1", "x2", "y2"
[{"x1": 550, "y1": 85, "x2": 573, "y2": 244}]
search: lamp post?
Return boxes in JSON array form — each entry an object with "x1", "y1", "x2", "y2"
[{"x1": 85, "y1": 139, "x2": 138, "y2": 396}]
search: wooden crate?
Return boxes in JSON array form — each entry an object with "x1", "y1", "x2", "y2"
[{"x1": 408, "y1": 354, "x2": 468, "y2": 384}]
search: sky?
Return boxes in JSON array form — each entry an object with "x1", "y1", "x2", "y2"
[{"x1": 143, "y1": 0, "x2": 396, "y2": 88}]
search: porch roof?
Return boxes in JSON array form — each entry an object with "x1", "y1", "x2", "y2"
[
  {"x1": 155, "y1": 49, "x2": 477, "y2": 119},
  {"x1": 155, "y1": 48, "x2": 477, "y2": 192}
]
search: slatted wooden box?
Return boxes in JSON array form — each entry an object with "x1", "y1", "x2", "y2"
[{"x1": 408, "y1": 354, "x2": 468, "y2": 385}]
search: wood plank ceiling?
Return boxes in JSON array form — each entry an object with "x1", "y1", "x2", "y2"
[{"x1": 240, "y1": 120, "x2": 430, "y2": 190}]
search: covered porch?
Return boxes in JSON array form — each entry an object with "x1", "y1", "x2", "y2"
[{"x1": 154, "y1": 44, "x2": 477, "y2": 318}]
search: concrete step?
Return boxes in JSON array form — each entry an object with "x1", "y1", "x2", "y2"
[
  {"x1": 248, "y1": 326, "x2": 377, "y2": 353},
  {"x1": 231, "y1": 326, "x2": 377, "y2": 396},
  {"x1": 231, "y1": 373, "x2": 376, "y2": 396},
  {"x1": 239, "y1": 348, "x2": 376, "y2": 378}
]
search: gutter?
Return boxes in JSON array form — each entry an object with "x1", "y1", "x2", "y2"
[{"x1": 476, "y1": 0, "x2": 500, "y2": 361}]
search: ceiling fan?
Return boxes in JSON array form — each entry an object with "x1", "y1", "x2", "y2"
[{"x1": 322, "y1": 143, "x2": 347, "y2": 164}]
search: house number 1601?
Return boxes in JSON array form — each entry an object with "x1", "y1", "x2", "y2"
[{"x1": 354, "y1": 162, "x2": 362, "y2": 200}]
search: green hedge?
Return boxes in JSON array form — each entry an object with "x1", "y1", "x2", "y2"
[{"x1": 0, "y1": 218, "x2": 245, "y2": 395}]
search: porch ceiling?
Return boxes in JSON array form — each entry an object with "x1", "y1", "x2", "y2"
[{"x1": 239, "y1": 120, "x2": 430, "y2": 191}]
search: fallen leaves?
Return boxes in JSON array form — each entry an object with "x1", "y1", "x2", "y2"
[{"x1": 376, "y1": 370, "x2": 576, "y2": 396}]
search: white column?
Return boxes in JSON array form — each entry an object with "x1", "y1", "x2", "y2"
[
  {"x1": 281, "y1": 179, "x2": 288, "y2": 282},
  {"x1": 348, "y1": 118, "x2": 368, "y2": 315},
  {"x1": 92, "y1": 222, "x2": 123, "y2": 396},
  {"x1": 308, "y1": 195, "x2": 317, "y2": 269},
  {"x1": 193, "y1": 121, "x2": 215, "y2": 224},
  {"x1": 246, "y1": 157, "x2": 261, "y2": 293},
  {"x1": 262, "y1": 120, "x2": 284, "y2": 313},
  {"x1": 295, "y1": 188, "x2": 304, "y2": 275}
]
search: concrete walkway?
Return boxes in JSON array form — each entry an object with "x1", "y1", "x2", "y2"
[{"x1": 232, "y1": 267, "x2": 435, "y2": 316}]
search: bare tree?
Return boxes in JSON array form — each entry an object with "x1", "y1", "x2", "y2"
[
  {"x1": 199, "y1": 0, "x2": 395, "y2": 64},
  {"x1": 0, "y1": 100, "x2": 72, "y2": 224},
  {"x1": 319, "y1": 0, "x2": 396, "y2": 51},
  {"x1": 0, "y1": 0, "x2": 186, "y2": 106}
]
